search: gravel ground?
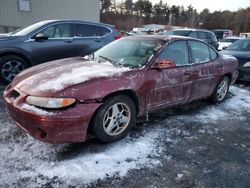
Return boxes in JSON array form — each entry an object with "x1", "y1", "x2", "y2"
[{"x1": 0, "y1": 83, "x2": 250, "y2": 188}]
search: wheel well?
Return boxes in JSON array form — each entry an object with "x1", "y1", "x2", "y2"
[
  {"x1": 223, "y1": 73, "x2": 232, "y2": 83},
  {"x1": 0, "y1": 52, "x2": 31, "y2": 67},
  {"x1": 87, "y1": 90, "x2": 140, "y2": 136},
  {"x1": 102, "y1": 90, "x2": 140, "y2": 115}
]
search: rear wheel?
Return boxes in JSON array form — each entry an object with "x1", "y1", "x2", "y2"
[
  {"x1": 0, "y1": 55, "x2": 28, "y2": 84},
  {"x1": 210, "y1": 76, "x2": 230, "y2": 103},
  {"x1": 92, "y1": 95, "x2": 136, "y2": 142}
]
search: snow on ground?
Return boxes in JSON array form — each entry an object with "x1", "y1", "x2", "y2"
[
  {"x1": 0, "y1": 85, "x2": 250, "y2": 187},
  {"x1": 191, "y1": 86, "x2": 250, "y2": 123}
]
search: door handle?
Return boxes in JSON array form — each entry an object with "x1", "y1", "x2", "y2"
[
  {"x1": 65, "y1": 39, "x2": 73, "y2": 43},
  {"x1": 184, "y1": 72, "x2": 192, "y2": 76},
  {"x1": 95, "y1": 40, "x2": 101, "y2": 42},
  {"x1": 218, "y1": 65, "x2": 224, "y2": 69}
]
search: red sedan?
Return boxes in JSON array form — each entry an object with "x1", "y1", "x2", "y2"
[{"x1": 3, "y1": 36, "x2": 238, "y2": 143}]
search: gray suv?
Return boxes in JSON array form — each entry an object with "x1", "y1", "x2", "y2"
[
  {"x1": 165, "y1": 29, "x2": 219, "y2": 50},
  {"x1": 0, "y1": 20, "x2": 121, "y2": 84}
]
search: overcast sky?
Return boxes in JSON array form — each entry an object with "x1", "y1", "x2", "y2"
[{"x1": 118, "y1": 0, "x2": 250, "y2": 12}]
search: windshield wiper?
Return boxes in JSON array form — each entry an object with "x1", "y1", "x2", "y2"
[{"x1": 99, "y1": 55, "x2": 119, "y2": 67}]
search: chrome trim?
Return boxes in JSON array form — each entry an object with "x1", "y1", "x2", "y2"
[{"x1": 29, "y1": 22, "x2": 113, "y2": 41}]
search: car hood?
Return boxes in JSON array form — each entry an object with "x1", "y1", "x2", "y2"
[
  {"x1": 13, "y1": 57, "x2": 130, "y2": 96},
  {"x1": 221, "y1": 50, "x2": 250, "y2": 64},
  {"x1": 221, "y1": 50, "x2": 250, "y2": 59},
  {"x1": 0, "y1": 35, "x2": 19, "y2": 41}
]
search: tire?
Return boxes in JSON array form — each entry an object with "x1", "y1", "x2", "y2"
[
  {"x1": 92, "y1": 95, "x2": 136, "y2": 142},
  {"x1": 210, "y1": 76, "x2": 230, "y2": 103},
  {"x1": 0, "y1": 55, "x2": 28, "y2": 84}
]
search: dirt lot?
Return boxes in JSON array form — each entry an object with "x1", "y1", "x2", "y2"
[{"x1": 0, "y1": 83, "x2": 250, "y2": 188}]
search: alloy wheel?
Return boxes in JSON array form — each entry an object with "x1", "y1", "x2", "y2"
[
  {"x1": 2, "y1": 60, "x2": 25, "y2": 82},
  {"x1": 216, "y1": 79, "x2": 228, "y2": 101},
  {"x1": 103, "y1": 102, "x2": 131, "y2": 136}
]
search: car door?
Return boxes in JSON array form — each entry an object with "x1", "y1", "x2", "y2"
[
  {"x1": 73, "y1": 24, "x2": 107, "y2": 56},
  {"x1": 188, "y1": 40, "x2": 218, "y2": 101},
  {"x1": 30, "y1": 23, "x2": 75, "y2": 64},
  {"x1": 146, "y1": 40, "x2": 193, "y2": 111}
]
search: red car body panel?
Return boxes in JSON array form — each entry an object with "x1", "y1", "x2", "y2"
[{"x1": 3, "y1": 36, "x2": 239, "y2": 143}]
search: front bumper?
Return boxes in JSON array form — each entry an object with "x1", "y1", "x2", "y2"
[
  {"x1": 238, "y1": 68, "x2": 250, "y2": 82},
  {"x1": 4, "y1": 86, "x2": 101, "y2": 143}
]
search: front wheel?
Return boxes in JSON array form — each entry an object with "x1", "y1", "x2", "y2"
[
  {"x1": 210, "y1": 76, "x2": 230, "y2": 103},
  {"x1": 92, "y1": 95, "x2": 136, "y2": 142},
  {"x1": 0, "y1": 55, "x2": 28, "y2": 84}
]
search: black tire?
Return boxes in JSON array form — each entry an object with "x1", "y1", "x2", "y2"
[
  {"x1": 210, "y1": 76, "x2": 230, "y2": 103},
  {"x1": 0, "y1": 55, "x2": 28, "y2": 84},
  {"x1": 92, "y1": 95, "x2": 136, "y2": 142}
]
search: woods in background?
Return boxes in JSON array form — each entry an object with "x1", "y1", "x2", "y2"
[{"x1": 100, "y1": 0, "x2": 250, "y2": 34}]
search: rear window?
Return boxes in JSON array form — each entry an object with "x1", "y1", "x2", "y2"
[
  {"x1": 209, "y1": 47, "x2": 218, "y2": 60},
  {"x1": 197, "y1": 32, "x2": 207, "y2": 39},
  {"x1": 166, "y1": 30, "x2": 191, "y2": 36},
  {"x1": 74, "y1": 24, "x2": 98, "y2": 37},
  {"x1": 189, "y1": 40, "x2": 211, "y2": 63},
  {"x1": 96, "y1": 25, "x2": 111, "y2": 36},
  {"x1": 220, "y1": 38, "x2": 239, "y2": 43}
]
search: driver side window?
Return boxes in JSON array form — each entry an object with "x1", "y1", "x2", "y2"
[
  {"x1": 158, "y1": 41, "x2": 190, "y2": 66},
  {"x1": 40, "y1": 24, "x2": 71, "y2": 38}
]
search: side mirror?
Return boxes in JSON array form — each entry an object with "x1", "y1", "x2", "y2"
[
  {"x1": 34, "y1": 33, "x2": 49, "y2": 41},
  {"x1": 151, "y1": 59, "x2": 176, "y2": 69}
]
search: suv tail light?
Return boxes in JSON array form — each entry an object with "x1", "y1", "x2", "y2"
[{"x1": 114, "y1": 28, "x2": 123, "y2": 40}]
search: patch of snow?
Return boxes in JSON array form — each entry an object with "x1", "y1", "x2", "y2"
[
  {"x1": 190, "y1": 86, "x2": 250, "y2": 124},
  {"x1": 0, "y1": 126, "x2": 162, "y2": 186},
  {"x1": 29, "y1": 61, "x2": 130, "y2": 92},
  {"x1": 224, "y1": 86, "x2": 250, "y2": 110},
  {"x1": 177, "y1": 173, "x2": 184, "y2": 178},
  {"x1": 21, "y1": 104, "x2": 54, "y2": 116},
  {"x1": 25, "y1": 129, "x2": 160, "y2": 184}
]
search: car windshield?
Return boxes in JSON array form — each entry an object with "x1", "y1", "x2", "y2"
[
  {"x1": 220, "y1": 38, "x2": 239, "y2": 43},
  {"x1": 11, "y1": 21, "x2": 52, "y2": 36},
  {"x1": 226, "y1": 39, "x2": 250, "y2": 51},
  {"x1": 165, "y1": 30, "x2": 191, "y2": 36},
  {"x1": 93, "y1": 38, "x2": 163, "y2": 68}
]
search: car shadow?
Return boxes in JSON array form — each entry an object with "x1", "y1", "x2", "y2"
[
  {"x1": 235, "y1": 80, "x2": 250, "y2": 87},
  {"x1": 54, "y1": 98, "x2": 221, "y2": 161}
]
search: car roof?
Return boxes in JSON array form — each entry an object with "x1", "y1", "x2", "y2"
[
  {"x1": 213, "y1": 29, "x2": 232, "y2": 31},
  {"x1": 125, "y1": 35, "x2": 199, "y2": 41},
  {"x1": 238, "y1": 38, "x2": 250, "y2": 41},
  {"x1": 170, "y1": 28, "x2": 214, "y2": 33},
  {"x1": 223, "y1": 36, "x2": 242, "y2": 39},
  {"x1": 36, "y1": 19, "x2": 115, "y2": 28}
]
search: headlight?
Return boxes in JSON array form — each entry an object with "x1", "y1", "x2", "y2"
[
  {"x1": 243, "y1": 61, "x2": 250, "y2": 67},
  {"x1": 26, "y1": 96, "x2": 76, "y2": 109}
]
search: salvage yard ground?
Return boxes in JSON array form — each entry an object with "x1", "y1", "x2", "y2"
[{"x1": 0, "y1": 83, "x2": 250, "y2": 187}]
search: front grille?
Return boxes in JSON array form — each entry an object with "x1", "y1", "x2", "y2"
[{"x1": 10, "y1": 90, "x2": 20, "y2": 99}]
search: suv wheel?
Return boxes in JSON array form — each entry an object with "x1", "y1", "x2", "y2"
[{"x1": 0, "y1": 55, "x2": 28, "y2": 84}]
